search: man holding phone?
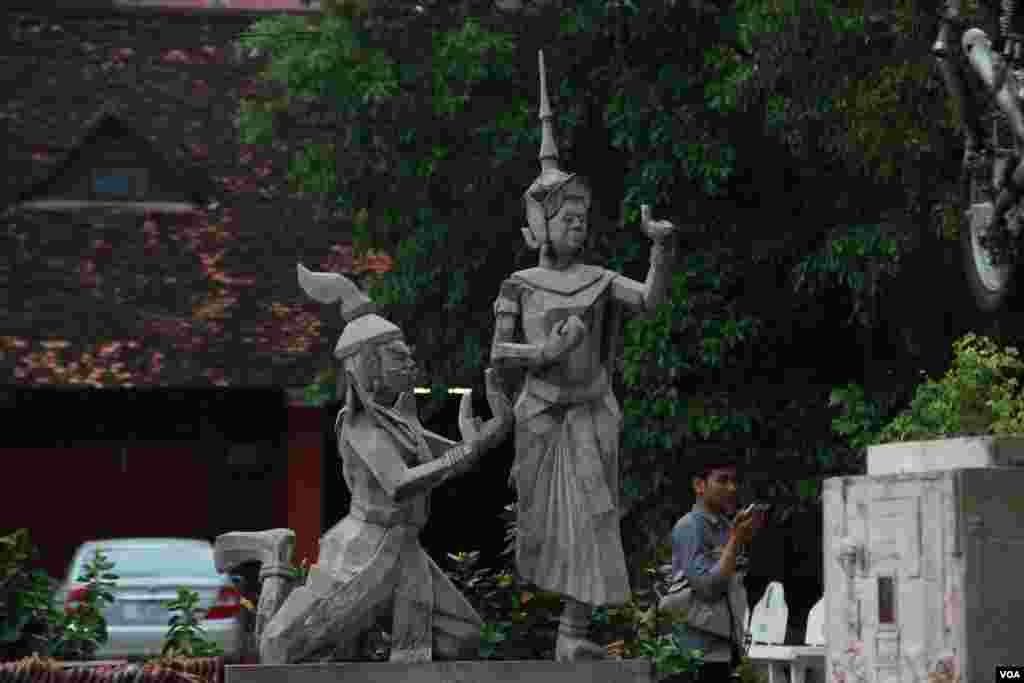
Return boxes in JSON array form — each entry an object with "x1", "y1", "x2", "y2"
[{"x1": 666, "y1": 457, "x2": 767, "y2": 681}]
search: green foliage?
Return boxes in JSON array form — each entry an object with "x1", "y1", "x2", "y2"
[
  {"x1": 161, "y1": 588, "x2": 224, "y2": 659},
  {"x1": 828, "y1": 383, "x2": 886, "y2": 451},
  {"x1": 289, "y1": 557, "x2": 312, "y2": 585},
  {"x1": 368, "y1": 209, "x2": 449, "y2": 308},
  {"x1": 734, "y1": 0, "x2": 865, "y2": 52},
  {"x1": 621, "y1": 260, "x2": 758, "y2": 437},
  {"x1": 734, "y1": 657, "x2": 773, "y2": 683},
  {"x1": 303, "y1": 364, "x2": 336, "y2": 407},
  {"x1": 443, "y1": 549, "x2": 564, "y2": 660},
  {"x1": 703, "y1": 46, "x2": 753, "y2": 114},
  {"x1": 240, "y1": 14, "x2": 400, "y2": 110},
  {"x1": 837, "y1": 61, "x2": 935, "y2": 181},
  {"x1": 636, "y1": 626, "x2": 705, "y2": 676},
  {"x1": 0, "y1": 530, "x2": 62, "y2": 660},
  {"x1": 792, "y1": 224, "x2": 904, "y2": 325},
  {"x1": 443, "y1": 539, "x2": 718, "y2": 668},
  {"x1": 879, "y1": 334, "x2": 1024, "y2": 442},
  {"x1": 431, "y1": 18, "x2": 515, "y2": 119},
  {"x1": 237, "y1": 100, "x2": 276, "y2": 146},
  {"x1": 289, "y1": 143, "x2": 338, "y2": 195},
  {"x1": 53, "y1": 549, "x2": 118, "y2": 661}
]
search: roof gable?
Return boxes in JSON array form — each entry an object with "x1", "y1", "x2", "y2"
[{"x1": 18, "y1": 111, "x2": 212, "y2": 213}]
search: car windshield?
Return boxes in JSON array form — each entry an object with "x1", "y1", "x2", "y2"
[{"x1": 73, "y1": 543, "x2": 219, "y2": 580}]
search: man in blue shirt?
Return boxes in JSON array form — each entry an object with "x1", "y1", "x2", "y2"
[{"x1": 669, "y1": 458, "x2": 765, "y2": 681}]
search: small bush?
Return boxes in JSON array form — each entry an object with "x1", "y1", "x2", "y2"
[
  {"x1": 0, "y1": 530, "x2": 63, "y2": 660},
  {"x1": 161, "y1": 588, "x2": 224, "y2": 659},
  {"x1": 880, "y1": 333, "x2": 1024, "y2": 442},
  {"x1": 53, "y1": 548, "x2": 119, "y2": 660},
  {"x1": 443, "y1": 540, "x2": 717, "y2": 675},
  {"x1": 830, "y1": 334, "x2": 1024, "y2": 448}
]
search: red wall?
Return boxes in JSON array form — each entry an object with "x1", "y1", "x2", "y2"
[
  {"x1": 1, "y1": 444, "x2": 215, "y2": 580},
  {"x1": 285, "y1": 406, "x2": 323, "y2": 568}
]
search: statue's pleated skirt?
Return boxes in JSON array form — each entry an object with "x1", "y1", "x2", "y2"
[{"x1": 511, "y1": 388, "x2": 630, "y2": 607}]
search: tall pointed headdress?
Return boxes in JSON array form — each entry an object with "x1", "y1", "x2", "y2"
[
  {"x1": 297, "y1": 264, "x2": 401, "y2": 361},
  {"x1": 522, "y1": 50, "x2": 590, "y2": 250}
]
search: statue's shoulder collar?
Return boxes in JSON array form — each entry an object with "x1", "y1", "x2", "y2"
[{"x1": 511, "y1": 264, "x2": 612, "y2": 295}]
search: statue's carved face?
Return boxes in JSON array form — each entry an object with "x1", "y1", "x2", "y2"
[
  {"x1": 547, "y1": 197, "x2": 588, "y2": 258},
  {"x1": 378, "y1": 338, "x2": 418, "y2": 397}
]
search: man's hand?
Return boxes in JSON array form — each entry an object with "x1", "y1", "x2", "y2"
[{"x1": 732, "y1": 507, "x2": 766, "y2": 545}]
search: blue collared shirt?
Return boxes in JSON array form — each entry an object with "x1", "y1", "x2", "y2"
[{"x1": 668, "y1": 500, "x2": 739, "y2": 663}]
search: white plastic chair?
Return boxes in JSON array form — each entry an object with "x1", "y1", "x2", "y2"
[{"x1": 745, "y1": 583, "x2": 825, "y2": 683}]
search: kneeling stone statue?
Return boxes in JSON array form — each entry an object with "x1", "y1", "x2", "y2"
[{"x1": 215, "y1": 266, "x2": 513, "y2": 664}]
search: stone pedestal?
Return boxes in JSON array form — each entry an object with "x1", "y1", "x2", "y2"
[
  {"x1": 825, "y1": 436, "x2": 1024, "y2": 683},
  {"x1": 866, "y1": 434, "x2": 1024, "y2": 475},
  {"x1": 227, "y1": 660, "x2": 656, "y2": 683}
]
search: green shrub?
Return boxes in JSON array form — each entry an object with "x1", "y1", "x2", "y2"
[
  {"x1": 443, "y1": 539, "x2": 717, "y2": 674},
  {"x1": 53, "y1": 548, "x2": 118, "y2": 660},
  {"x1": 880, "y1": 333, "x2": 1024, "y2": 442},
  {"x1": 830, "y1": 334, "x2": 1024, "y2": 449},
  {"x1": 0, "y1": 530, "x2": 62, "y2": 660},
  {"x1": 161, "y1": 587, "x2": 224, "y2": 658},
  {"x1": 444, "y1": 549, "x2": 564, "y2": 660}
]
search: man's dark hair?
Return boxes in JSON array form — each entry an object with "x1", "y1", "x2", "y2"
[{"x1": 692, "y1": 457, "x2": 740, "y2": 483}]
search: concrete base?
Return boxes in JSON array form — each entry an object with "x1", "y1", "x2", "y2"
[
  {"x1": 227, "y1": 660, "x2": 656, "y2": 683},
  {"x1": 866, "y1": 435, "x2": 1024, "y2": 475}
]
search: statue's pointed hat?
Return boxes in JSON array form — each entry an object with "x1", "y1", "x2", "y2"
[
  {"x1": 297, "y1": 264, "x2": 401, "y2": 361},
  {"x1": 522, "y1": 50, "x2": 590, "y2": 248}
]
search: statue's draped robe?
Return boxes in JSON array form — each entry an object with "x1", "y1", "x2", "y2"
[
  {"x1": 494, "y1": 264, "x2": 630, "y2": 607},
  {"x1": 260, "y1": 379, "x2": 481, "y2": 664}
]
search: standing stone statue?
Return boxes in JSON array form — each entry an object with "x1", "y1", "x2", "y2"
[
  {"x1": 489, "y1": 50, "x2": 677, "y2": 662},
  {"x1": 244, "y1": 266, "x2": 513, "y2": 664}
]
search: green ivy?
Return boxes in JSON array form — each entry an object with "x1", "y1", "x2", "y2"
[
  {"x1": 432, "y1": 18, "x2": 515, "y2": 119},
  {"x1": 828, "y1": 383, "x2": 885, "y2": 451},
  {"x1": 288, "y1": 143, "x2": 338, "y2": 195},
  {"x1": 734, "y1": 0, "x2": 866, "y2": 53},
  {"x1": 792, "y1": 223, "x2": 903, "y2": 325},
  {"x1": 237, "y1": 100, "x2": 276, "y2": 146},
  {"x1": 703, "y1": 45, "x2": 754, "y2": 114}
]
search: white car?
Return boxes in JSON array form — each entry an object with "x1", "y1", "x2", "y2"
[{"x1": 57, "y1": 538, "x2": 245, "y2": 661}]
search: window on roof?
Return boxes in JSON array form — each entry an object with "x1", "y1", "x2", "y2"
[{"x1": 90, "y1": 168, "x2": 149, "y2": 200}]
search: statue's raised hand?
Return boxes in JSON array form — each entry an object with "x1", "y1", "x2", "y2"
[
  {"x1": 483, "y1": 367, "x2": 513, "y2": 430},
  {"x1": 641, "y1": 204, "x2": 677, "y2": 244},
  {"x1": 458, "y1": 389, "x2": 484, "y2": 448},
  {"x1": 542, "y1": 314, "x2": 587, "y2": 364},
  {"x1": 456, "y1": 369, "x2": 513, "y2": 466}
]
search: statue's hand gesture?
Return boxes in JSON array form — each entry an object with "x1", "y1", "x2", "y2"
[
  {"x1": 457, "y1": 389, "x2": 484, "y2": 449},
  {"x1": 640, "y1": 204, "x2": 677, "y2": 244},
  {"x1": 542, "y1": 314, "x2": 587, "y2": 364},
  {"x1": 455, "y1": 370, "x2": 513, "y2": 469},
  {"x1": 483, "y1": 367, "x2": 514, "y2": 431}
]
